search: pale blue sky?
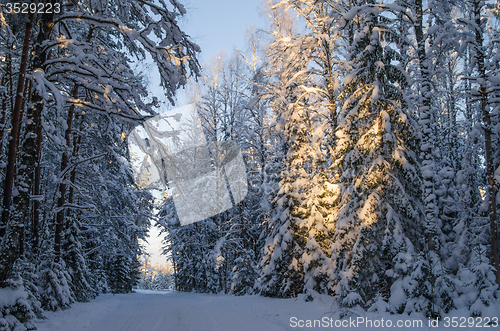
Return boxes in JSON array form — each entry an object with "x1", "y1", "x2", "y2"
[{"x1": 180, "y1": 0, "x2": 266, "y2": 64}]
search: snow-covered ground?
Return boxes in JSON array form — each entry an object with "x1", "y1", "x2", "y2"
[{"x1": 35, "y1": 290, "x2": 500, "y2": 331}]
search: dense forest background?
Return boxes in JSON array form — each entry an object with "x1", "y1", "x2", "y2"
[{"x1": 0, "y1": 0, "x2": 499, "y2": 330}]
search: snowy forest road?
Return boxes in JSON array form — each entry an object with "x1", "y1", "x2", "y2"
[
  {"x1": 35, "y1": 290, "x2": 299, "y2": 331},
  {"x1": 33, "y1": 290, "x2": 500, "y2": 331}
]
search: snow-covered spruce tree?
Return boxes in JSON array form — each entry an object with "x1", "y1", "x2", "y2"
[
  {"x1": 257, "y1": 82, "x2": 308, "y2": 297},
  {"x1": 263, "y1": 0, "x2": 348, "y2": 299},
  {"x1": 62, "y1": 218, "x2": 96, "y2": 302},
  {"x1": 408, "y1": 0, "x2": 464, "y2": 314},
  {"x1": 256, "y1": 2, "x2": 302, "y2": 298},
  {"x1": 107, "y1": 254, "x2": 132, "y2": 294},
  {"x1": 433, "y1": 45, "x2": 463, "y2": 286},
  {"x1": 331, "y1": 2, "x2": 425, "y2": 312},
  {"x1": 282, "y1": 0, "x2": 346, "y2": 139},
  {"x1": 229, "y1": 248, "x2": 258, "y2": 295},
  {"x1": 257, "y1": 1, "x2": 331, "y2": 298},
  {"x1": 160, "y1": 195, "x2": 221, "y2": 293},
  {"x1": 90, "y1": 140, "x2": 154, "y2": 291},
  {"x1": 0, "y1": 273, "x2": 39, "y2": 331},
  {"x1": 33, "y1": 90, "x2": 154, "y2": 302},
  {"x1": 436, "y1": 159, "x2": 460, "y2": 269},
  {"x1": 37, "y1": 259, "x2": 75, "y2": 311},
  {"x1": 452, "y1": 53, "x2": 494, "y2": 312},
  {"x1": 34, "y1": 108, "x2": 155, "y2": 302}
]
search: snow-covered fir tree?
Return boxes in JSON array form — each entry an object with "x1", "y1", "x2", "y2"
[
  {"x1": 257, "y1": 0, "x2": 326, "y2": 298},
  {"x1": 330, "y1": 1, "x2": 426, "y2": 313}
]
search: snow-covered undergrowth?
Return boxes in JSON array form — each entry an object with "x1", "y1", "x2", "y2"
[{"x1": 34, "y1": 291, "x2": 500, "y2": 331}]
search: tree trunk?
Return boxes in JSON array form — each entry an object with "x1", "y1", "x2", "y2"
[
  {"x1": 13, "y1": 74, "x2": 34, "y2": 257},
  {"x1": 31, "y1": 121, "x2": 43, "y2": 254},
  {"x1": 54, "y1": 85, "x2": 79, "y2": 262},
  {"x1": 415, "y1": 0, "x2": 439, "y2": 256},
  {"x1": 0, "y1": 76, "x2": 7, "y2": 157}
]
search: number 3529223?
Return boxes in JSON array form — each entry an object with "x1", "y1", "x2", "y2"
[{"x1": 1, "y1": 2, "x2": 61, "y2": 14}]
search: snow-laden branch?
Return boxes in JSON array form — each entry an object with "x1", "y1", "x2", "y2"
[
  {"x1": 58, "y1": 153, "x2": 108, "y2": 179},
  {"x1": 32, "y1": 68, "x2": 65, "y2": 113},
  {"x1": 66, "y1": 98, "x2": 152, "y2": 122},
  {"x1": 53, "y1": 11, "x2": 199, "y2": 103}
]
